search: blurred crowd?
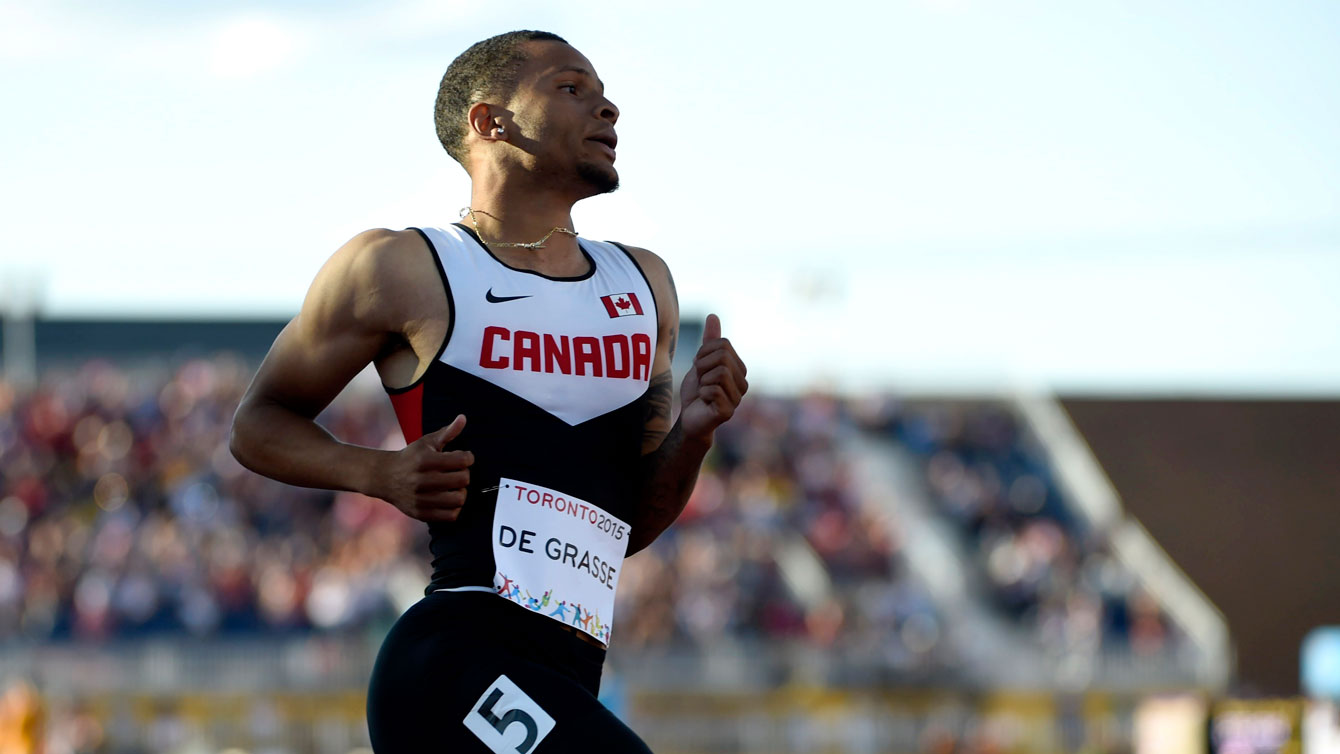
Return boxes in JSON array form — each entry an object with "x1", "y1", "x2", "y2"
[
  {"x1": 0, "y1": 357, "x2": 939, "y2": 664},
  {"x1": 0, "y1": 358, "x2": 424, "y2": 641},
  {"x1": 861, "y1": 398, "x2": 1175, "y2": 655},
  {"x1": 614, "y1": 392, "x2": 946, "y2": 673},
  {"x1": 0, "y1": 356, "x2": 1170, "y2": 661}
]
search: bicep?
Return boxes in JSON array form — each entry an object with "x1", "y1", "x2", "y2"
[
  {"x1": 239, "y1": 233, "x2": 397, "y2": 420},
  {"x1": 638, "y1": 249, "x2": 679, "y2": 454}
]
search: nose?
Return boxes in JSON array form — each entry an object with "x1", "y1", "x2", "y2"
[{"x1": 598, "y1": 97, "x2": 619, "y2": 125}]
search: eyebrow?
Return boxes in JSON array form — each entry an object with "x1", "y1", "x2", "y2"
[{"x1": 554, "y1": 65, "x2": 605, "y2": 93}]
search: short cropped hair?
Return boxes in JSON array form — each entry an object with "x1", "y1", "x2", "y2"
[{"x1": 434, "y1": 30, "x2": 568, "y2": 165}]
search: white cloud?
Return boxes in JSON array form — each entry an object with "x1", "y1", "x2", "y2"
[
  {"x1": 0, "y1": 3, "x2": 85, "y2": 61},
  {"x1": 0, "y1": 3, "x2": 311, "y2": 79},
  {"x1": 207, "y1": 14, "x2": 304, "y2": 79}
]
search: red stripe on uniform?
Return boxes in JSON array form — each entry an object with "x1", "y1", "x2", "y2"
[{"x1": 388, "y1": 383, "x2": 424, "y2": 443}]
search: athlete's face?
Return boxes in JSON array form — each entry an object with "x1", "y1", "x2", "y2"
[{"x1": 506, "y1": 42, "x2": 620, "y2": 196}]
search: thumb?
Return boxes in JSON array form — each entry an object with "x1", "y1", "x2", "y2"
[
  {"x1": 423, "y1": 414, "x2": 466, "y2": 450},
  {"x1": 703, "y1": 313, "x2": 721, "y2": 342}
]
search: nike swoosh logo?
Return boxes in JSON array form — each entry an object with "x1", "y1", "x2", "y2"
[{"x1": 486, "y1": 288, "x2": 533, "y2": 303}]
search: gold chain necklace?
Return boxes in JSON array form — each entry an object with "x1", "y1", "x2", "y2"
[{"x1": 460, "y1": 207, "x2": 578, "y2": 250}]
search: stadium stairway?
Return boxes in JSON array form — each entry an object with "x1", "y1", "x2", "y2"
[
  {"x1": 845, "y1": 394, "x2": 1233, "y2": 692},
  {"x1": 1014, "y1": 393, "x2": 1233, "y2": 692},
  {"x1": 845, "y1": 432, "x2": 1052, "y2": 688}
]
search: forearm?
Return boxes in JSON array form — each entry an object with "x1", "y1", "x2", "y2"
[
  {"x1": 626, "y1": 420, "x2": 712, "y2": 555},
  {"x1": 229, "y1": 398, "x2": 392, "y2": 496}
]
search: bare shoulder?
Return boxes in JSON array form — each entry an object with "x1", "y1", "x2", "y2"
[
  {"x1": 616, "y1": 243, "x2": 679, "y2": 366},
  {"x1": 232, "y1": 227, "x2": 441, "y2": 422},
  {"x1": 312, "y1": 228, "x2": 438, "y2": 332},
  {"x1": 618, "y1": 244, "x2": 669, "y2": 281},
  {"x1": 617, "y1": 244, "x2": 678, "y2": 310},
  {"x1": 335, "y1": 228, "x2": 432, "y2": 287}
]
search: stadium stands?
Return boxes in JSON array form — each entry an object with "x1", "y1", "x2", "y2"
[
  {"x1": 0, "y1": 358, "x2": 946, "y2": 659},
  {"x1": 0, "y1": 354, "x2": 1223, "y2": 753},
  {"x1": 0, "y1": 357, "x2": 1177, "y2": 662},
  {"x1": 860, "y1": 398, "x2": 1178, "y2": 657}
]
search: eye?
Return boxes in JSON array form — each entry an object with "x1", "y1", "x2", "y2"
[{"x1": 560, "y1": 84, "x2": 578, "y2": 95}]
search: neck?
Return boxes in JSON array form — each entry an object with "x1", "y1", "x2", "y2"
[{"x1": 467, "y1": 172, "x2": 582, "y2": 264}]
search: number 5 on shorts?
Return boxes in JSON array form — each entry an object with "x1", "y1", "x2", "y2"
[{"x1": 463, "y1": 674, "x2": 557, "y2": 753}]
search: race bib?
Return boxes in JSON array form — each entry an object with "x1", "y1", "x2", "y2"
[{"x1": 491, "y1": 478, "x2": 631, "y2": 645}]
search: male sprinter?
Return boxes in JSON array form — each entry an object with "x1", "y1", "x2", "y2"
[{"x1": 229, "y1": 30, "x2": 747, "y2": 752}]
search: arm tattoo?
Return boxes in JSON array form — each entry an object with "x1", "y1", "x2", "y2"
[
  {"x1": 640, "y1": 371, "x2": 673, "y2": 452},
  {"x1": 666, "y1": 265, "x2": 679, "y2": 303},
  {"x1": 624, "y1": 263, "x2": 706, "y2": 555},
  {"x1": 665, "y1": 266, "x2": 679, "y2": 360}
]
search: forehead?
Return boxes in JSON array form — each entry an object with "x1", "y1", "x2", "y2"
[{"x1": 517, "y1": 40, "x2": 602, "y2": 87}]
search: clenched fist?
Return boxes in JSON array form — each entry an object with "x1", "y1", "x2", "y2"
[
  {"x1": 680, "y1": 314, "x2": 748, "y2": 442},
  {"x1": 372, "y1": 414, "x2": 474, "y2": 523}
]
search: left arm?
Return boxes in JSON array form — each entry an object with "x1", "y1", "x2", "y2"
[{"x1": 623, "y1": 249, "x2": 748, "y2": 555}]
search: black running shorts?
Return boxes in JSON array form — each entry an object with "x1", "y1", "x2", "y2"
[{"x1": 366, "y1": 590, "x2": 652, "y2": 753}]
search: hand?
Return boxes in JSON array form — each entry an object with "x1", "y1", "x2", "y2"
[
  {"x1": 373, "y1": 414, "x2": 474, "y2": 523},
  {"x1": 679, "y1": 314, "x2": 748, "y2": 443}
]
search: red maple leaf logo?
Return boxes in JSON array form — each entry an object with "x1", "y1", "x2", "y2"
[{"x1": 616, "y1": 297, "x2": 631, "y2": 310}]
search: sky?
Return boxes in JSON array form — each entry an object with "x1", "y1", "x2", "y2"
[{"x1": 2, "y1": 0, "x2": 1338, "y2": 395}]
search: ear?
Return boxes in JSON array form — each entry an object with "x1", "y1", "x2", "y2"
[{"x1": 468, "y1": 102, "x2": 507, "y2": 141}]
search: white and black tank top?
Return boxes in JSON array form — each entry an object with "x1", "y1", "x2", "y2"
[{"x1": 385, "y1": 224, "x2": 658, "y2": 594}]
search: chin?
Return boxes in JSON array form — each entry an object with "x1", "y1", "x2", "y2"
[{"x1": 576, "y1": 161, "x2": 619, "y2": 195}]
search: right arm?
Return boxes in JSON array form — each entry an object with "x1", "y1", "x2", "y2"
[{"x1": 229, "y1": 228, "x2": 473, "y2": 523}]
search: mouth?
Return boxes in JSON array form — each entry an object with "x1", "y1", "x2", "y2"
[{"x1": 587, "y1": 132, "x2": 618, "y2": 160}]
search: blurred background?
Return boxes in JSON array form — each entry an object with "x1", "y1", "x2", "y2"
[{"x1": 2, "y1": 1, "x2": 1339, "y2": 752}]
